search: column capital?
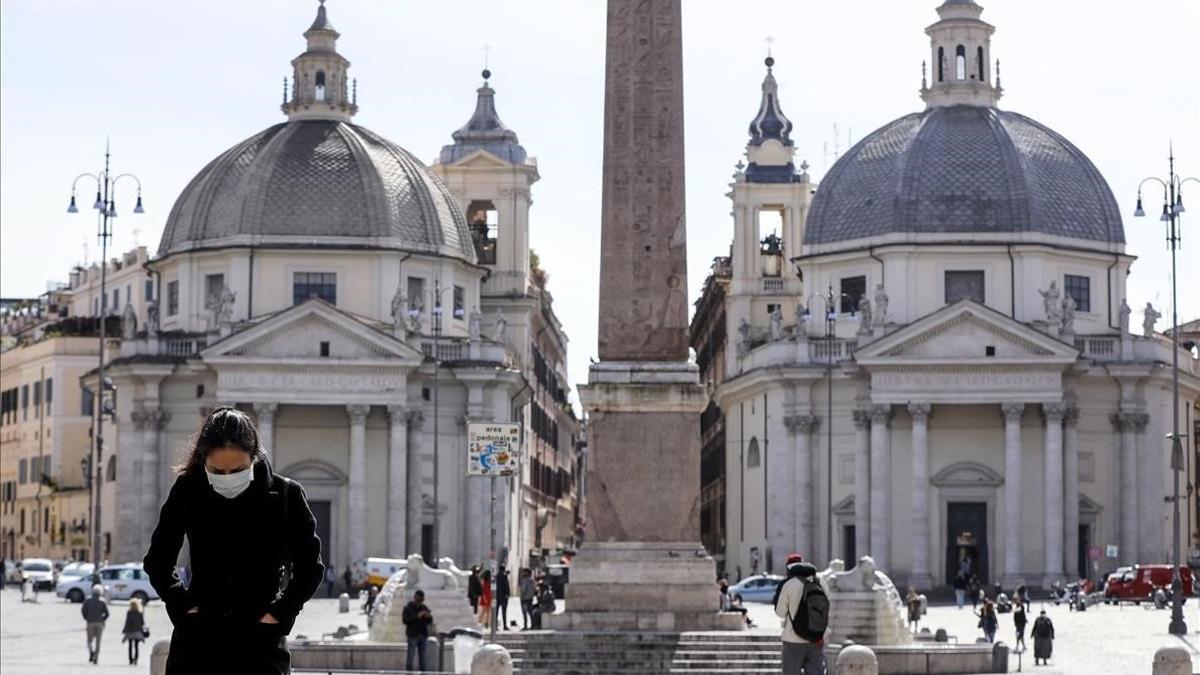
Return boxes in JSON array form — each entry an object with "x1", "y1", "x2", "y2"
[
  {"x1": 852, "y1": 409, "x2": 872, "y2": 430},
  {"x1": 386, "y1": 404, "x2": 408, "y2": 422},
  {"x1": 783, "y1": 413, "x2": 820, "y2": 434},
  {"x1": 1062, "y1": 406, "x2": 1080, "y2": 428},
  {"x1": 148, "y1": 408, "x2": 170, "y2": 429},
  {"x1": 907, "y1": 402, "x2": 932, "y2": 422},
  {"x1": 1001, "y1": 402, "x2": 1025, "y2": 422},
  {"x1": 1132, "y1": 412, "x2": 1149, "y2": 432},
  {"x1": 870, "y1": 404, "x2": 892, "y2": 424},
  {"x1": 1042, "y1": 402, "x2": 1066, "y2": 422},
  {"x1": 346, "y1": 404, "x2": 370, "y2": 424},
  {"x1": 254, "y1": 402, "x2": 278, "y2": 419},
  {"x1": 406, "y1": 409, "x2": 425, "y2": 429},
  {"x1": 129, "y1": 408, "x2": 149, "y2": 430}
]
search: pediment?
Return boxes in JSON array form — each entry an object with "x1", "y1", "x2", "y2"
[
  {"x1": 450, "y1": 149, "x2": 516, "y2": 169},
  {"x1": 932, "y1": 461, "x2": 1003, "y2": 488},
  {"x1": 202, "y1": 298, "x2": 422, "y2": 363},
  {"x1": 855, "y1": 300, "x2": 1078, "y2": 365}
]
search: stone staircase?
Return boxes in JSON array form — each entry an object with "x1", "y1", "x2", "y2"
[{"x1": 494, "y1": 631, "x2": 782, "y2": 674}]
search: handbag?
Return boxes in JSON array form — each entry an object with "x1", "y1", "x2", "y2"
[{"x1": 141, "y1": 624, "x2": 151, "y2": 639}]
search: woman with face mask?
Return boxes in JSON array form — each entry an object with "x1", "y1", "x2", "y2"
[{"x1": 144, "y1": 407, "x2": 324, "y2": 674}]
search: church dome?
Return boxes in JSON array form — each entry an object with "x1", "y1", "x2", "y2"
[
  {"x1": 158, "y1": 120, "x2": 475, "y2": 261},
  {"x1": 804, "y1": 105, "x2": 1124, "y2": 249}
]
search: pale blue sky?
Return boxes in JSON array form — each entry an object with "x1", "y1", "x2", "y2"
[{"x1": 2, "y1": 0, "x2": 1197, "y2": 392}]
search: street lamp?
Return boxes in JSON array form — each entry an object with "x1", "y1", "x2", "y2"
[
  {"x1": 407, "y1": 279, "x2": 458, "y2": 562},
  {"x1": 801, "y1": 283, "x2": 857, "y2": 564},
  {"x1": 66, "y1": 142, "x2": 144, "y2": 563},
  {"x1": 1134, "y1": 145, "x2": 1196, "y2": 636}
]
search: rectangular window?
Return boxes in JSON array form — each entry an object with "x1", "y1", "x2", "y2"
[
  {"x1": 30, "y1": 456, "x2": 39, "y2": 482},
  {"x1": 45, "y1": 378, "x2": 52, "y2": 415},
  {"x1": 167, "y1": 281, "x2": 179, "y2": 316},
  {"x1": 453, "y1": 286, "x2": 465, "y2": 320},
  {"x1": 839, "y1": 276, "x2": 866, "y2": 314},
  {"x1": 204, "y1": 273, "x2": 225, "y2": 308},
  {"x1": 125, "y1": 283, "x2": 132, "y2": 307},
  {"x1": 81, "y1": 386, "x2": 95, "y2": 417},
  {"x1": 1064, "y1": 274, "x2": 1091, "y2": 312},
  {"x1": 93, "y1": 297, "x2": 99, "y2": 316},
  {"x1": 945, "y1": 270, "x2": 985, "y2": 304},
  {"x1": 111, "y1": 289, "x2": 119, "y2": 314},
  {"x1": 407, "y1": 277, "x2": 425, "y2": 311},
  {"x1": 33, "y1": 381, "x2": 41, "y2": 408},
  {"x1": 144, "y1": 279, "x2": 154, "y2": 301},
  {"x1": 292, "y1": 272, "x2": 337, "y2": 305},
  {"x1": 21, "y1": 384, "x2": 28, "y2": 420},
  {"x1": 19, "y1": 459, "x2": 27, "y2": 484}
]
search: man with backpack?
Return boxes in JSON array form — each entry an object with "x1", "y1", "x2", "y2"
[{"x1": 773, "y1": 553, "x2": 829, "y2": 674}]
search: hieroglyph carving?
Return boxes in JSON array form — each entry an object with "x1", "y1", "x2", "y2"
[{"x1": 597, "y1": 0, "x2": 690, "y2": 361}]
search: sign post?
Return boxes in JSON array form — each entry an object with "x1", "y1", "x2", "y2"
[{"x1": 467, "y1": 422, "x2": 520, "y2": 643}]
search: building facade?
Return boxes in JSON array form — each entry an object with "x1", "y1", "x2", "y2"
[
  {"x1": 690, "y1": 256, "x2": 731, "y2": 571},
  {"x1": 79, "y1": 3, "x2": 578, "y2": 572},
  {"x1": 708, "y1": 0, "x2": 1200, "y2": 589}
]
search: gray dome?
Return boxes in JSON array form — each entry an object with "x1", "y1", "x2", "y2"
[
  {"x1": 805, "y1": 106, "x2": 1124, "y2": 248},
  {"x1": 158, "y1": 120, "x2": 475, "y2": 262}
]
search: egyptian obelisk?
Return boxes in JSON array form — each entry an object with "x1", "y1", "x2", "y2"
[{"x1": 549, "y1": 0, "x2": 741, "y2": 631}]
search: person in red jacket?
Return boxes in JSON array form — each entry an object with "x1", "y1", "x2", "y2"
[{"x1": 478, "y1": 569, "x2": 493, "y2": 627}]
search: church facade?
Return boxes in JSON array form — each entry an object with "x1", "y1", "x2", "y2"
[
  {"x1": 92, "y1": 2, "x2": 581, "y2": 572},
  {"x1": 705, "y1": 0, "x2": 1200, "y2": 589}
]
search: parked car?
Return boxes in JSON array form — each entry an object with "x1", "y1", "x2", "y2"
[
  {"x1": 2, "y1": 559, "x2": 22, "y2": 584},
  {"x1": 58, "y1": 562, "x2": 96, "y2": 585},
  {"x1": 1104, "y1": 564, "x2": 1194, "y2": 604},
  {"x1": 729, "y1": 574, "x2": 785, "y2": 603},
  {"x1": 57, "y1": 563, "x2": 159, "y2": 604},
  {"x1": 19, "y1": 558, "x2": 56, "y2": 591}
]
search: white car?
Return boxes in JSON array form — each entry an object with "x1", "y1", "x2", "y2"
[
  {"x1": 19, "y1": 558, "x2": 56, "y2": 591},
  {"x1": 57, "y1": 563, "x2": 158, "y2": 604},
  {"x1": 59, "y1": 562, "x2": 96, "y2": 585}
]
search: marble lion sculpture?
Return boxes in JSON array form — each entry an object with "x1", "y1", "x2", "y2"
[
  {"x1": 404, "y1": 553, "x2": 460, "y2": 591},
  {"x1": 470, "y1": 644, "x2": 514, "y2": 675},
  {"x1": 437, "y1": 557, "x2": 471, "y2": 586}
]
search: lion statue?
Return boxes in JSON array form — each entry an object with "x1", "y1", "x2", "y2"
[
  {"x1": 404, "y1": 553, "x2": 460, "y2": 591},
  {"x1": 470, "y1": 644, "x2": 513, "y2": 675},
  {"x1": 437, "y1": 557, "x2": 471, "y2": 586}
]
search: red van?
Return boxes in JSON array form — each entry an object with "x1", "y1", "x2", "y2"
[{"x1": 1104, "y1": 564, "x2": 1195, "y2": 603}]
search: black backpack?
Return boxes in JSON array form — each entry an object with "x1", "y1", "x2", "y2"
[{"x1": 789, "y1": 577, "x2": 830, "y2": 641}]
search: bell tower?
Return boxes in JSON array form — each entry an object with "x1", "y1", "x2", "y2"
[
  {"x1": 431, "y1": 69, "x2": 539, "y2": 298},
  {"x1": 921, "y1": 0, "x2": 1002, "y2": 108},
  {"x1": 282, "y1": 0, "x2": 358, "y2": 122},
  {"x1": 727, "y1": 55, "x2": 814, "y2": 364}
]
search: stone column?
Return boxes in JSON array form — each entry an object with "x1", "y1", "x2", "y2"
[
  {"x1": 1111, "y1": 412, "x2": 1139, "y2": 565},
  {"x1": 1042, "y1": 402, "x2": 1065, "y2": 586},
  {"x1": 141, "y1": 408, "x2": 169, "y2": 551},
  {"x1": 869, "y1": 405, "x2": 892, "y2": 571},
  {"x1": 1001, "y1": 402, "x2": 1025, "y2": 587},
  {"x1": 783, "y1": 414, "x2": 819, "y2": 557},
  {"x1": 406, "y1": 410, "x2": 425, "y2": 557},
  {"x1": 255, "y1": 403, "x2": 277, "y2": 461},
  {"x1": 1063, "y1": 406, "x2": 1080, "y2": 580},
  {"x1": 853, "y1": 410, "x2": 871, "y2": 563},
  {"x1": 386, "y1": 405, "x2": 408, "y2": 557},
  {"x1": 908, "y1": 403, "x2": 933, "y2": 590},
  {"x1": 347, "y1": 404, "x2": 370, "y2": 564}
]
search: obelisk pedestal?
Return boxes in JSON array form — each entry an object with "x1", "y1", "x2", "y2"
[{"x1": 546, "y1": 0, "x2": 741, "y2": 632}]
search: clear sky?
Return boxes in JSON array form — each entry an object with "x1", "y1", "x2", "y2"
[{"x1": 2, "y1": 0, "x2": 1197, "y2": 396}]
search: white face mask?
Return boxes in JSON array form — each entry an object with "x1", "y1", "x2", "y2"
[{"x1": 205, "y1": 464, "x2": 254, "y2": 499}]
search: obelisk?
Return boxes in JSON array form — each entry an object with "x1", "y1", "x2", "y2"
[{"x1": 549, "y1": 0, "x2": 741, "y2": 632}]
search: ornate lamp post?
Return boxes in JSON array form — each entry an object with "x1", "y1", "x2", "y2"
[
  {"x1": 1133, "y1": 146, "x2": 1196, "y2": 636},
  {"x1": 66, "y1": 142, "x2": 144, "y2": 563},
  {"x1": 407, "y1": 280, "x2": 458, "y2": 561}
]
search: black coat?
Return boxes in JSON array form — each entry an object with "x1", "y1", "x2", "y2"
[
  {"x1": 496, "y1": 571, "x2": 511, "y2": 601},
  {"x1": 144, "y1": 460, "x2": 324, "y2": 675},
  {"x1": 402, "y1": 601, "x2": 433, "y2": 638}
]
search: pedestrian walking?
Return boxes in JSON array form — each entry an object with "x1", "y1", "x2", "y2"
[
  {"x1": 976, "y1": 600, "x2": 998, "y2": 643},
  {"x1": 1012, "y1": 602, "x2": 1027, "y2": 649},
  {"x1": 773, "y1": 553, "x2": 828, "y2": 675},
  {"x1": 81, "y1": 584, "x2": 110, "y2": 664},
  {"x1": 1015, "y1": 584, "x2": 1031, "y2": 612},
  {"x1": 467, "y1": 566, "x2": 482, "y2": 613},
  {"x1": 122, "y1": 597, "x2": 147, "y2": 665},
  {"x1": 518, "y1": 568, "x2": 535, "y2": 630},
  {"x1": 402, "y1": 590, "x2": 433, "y2": 672},
  {"x1": 906, "y1": 587, "x2": 922, "y2": 631},
  {"x1": 363, "y1": 585, "x2": 379, "y2": 615},
  {"x1": 144, "y1": 406, "x2": 324, "y2": 675},
  {"x1": 968, "y1": 575, "x2": 981, "y2": 609},
  {"x1": 343, "y1": 566, "x2": 353, "y2": 596},
  {"x1": 952, "y1": 572, "x2": 967, "y2": 609},
  {"x1": 324, "y1": 567, "x2": 336, "y2": 598},
  {"x1": 1032, "y1": 610, "x2": 1055, "y2": 665},
  {"x1": 478, "y1": 569, "x2": 493, "y2": 627},
  {"x1": 495, "y1": 565, "x2": 511, "y2": 630}
]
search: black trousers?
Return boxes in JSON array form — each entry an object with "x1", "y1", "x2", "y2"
[
  {"x1": 128, "y1": 638, "x2": 141, "y2": 663},
  {"x1": 166, "y1": 615, "x2": 289, "y2": 675}
]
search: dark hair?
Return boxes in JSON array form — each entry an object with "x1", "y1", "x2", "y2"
[{"x1": 176, "y1": 406, "x2": 264, "y2": 476}]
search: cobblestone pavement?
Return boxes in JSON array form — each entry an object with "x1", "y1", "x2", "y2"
[{"x1": 5, "y1": 585, "x2": 1199, "y2": 674}]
